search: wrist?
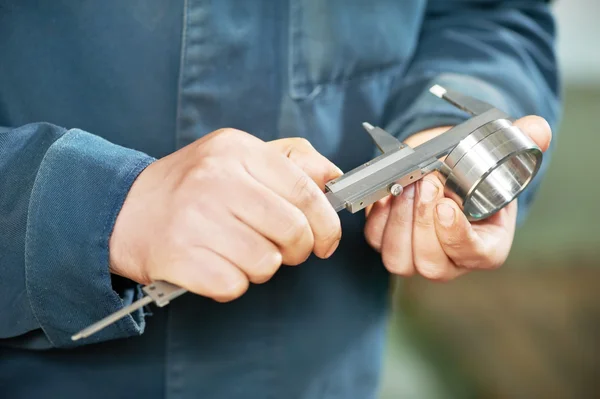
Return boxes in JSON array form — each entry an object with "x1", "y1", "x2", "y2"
[{"x1": 108, "y1": 165, "x2": 155, "y2": 285}]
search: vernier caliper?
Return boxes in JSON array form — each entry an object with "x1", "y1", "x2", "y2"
[{"x1": 72, "y1": 84, "x2": 542, "y2": 341}]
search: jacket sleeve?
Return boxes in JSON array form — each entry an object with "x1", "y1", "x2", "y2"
[
  {"x1": 382, "y1": 0, "x2": 561, "y2": 223},
  {"x1": 0, "y1": 122, "x2": 155, "y2": 349}
]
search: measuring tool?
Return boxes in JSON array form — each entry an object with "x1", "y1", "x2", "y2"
[{"x1": 72, "y1": 84, "x2": 542, "y2": 341}]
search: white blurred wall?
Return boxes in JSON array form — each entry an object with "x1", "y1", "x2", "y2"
[{"x1": 553, "y1": 0, "x2": 600, "y2": 85}]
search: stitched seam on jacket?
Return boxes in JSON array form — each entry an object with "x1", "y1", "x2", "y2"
[{"x1": 174, "y1": 0, "x2": 190, "y2": 151}]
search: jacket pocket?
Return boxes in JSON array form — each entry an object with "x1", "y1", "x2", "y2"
[{"x1": 288, "y1": 0, "x2": 425, "y2": 100}]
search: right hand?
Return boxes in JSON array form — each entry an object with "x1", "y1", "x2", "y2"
[{"x1": 108, "y1": 128, "x2": 342, "y2": 302}]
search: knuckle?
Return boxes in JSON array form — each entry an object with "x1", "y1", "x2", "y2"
[
  {"x1": 280, "y1": 210, "x2": 310, "y2": 248},
  {"x1": 213, "y1": 277, "x2": 249, "y2": 302},
  {"x1": 213, "y1": 127, "x2": 244, "y2": 141},
  {"x1": 484, "y1": 253, "x2": 506, "y2": 270},
  {"x1": 279, "y1": 217, "x2": 314, "y2": 265},
  {"x1": 415, "y1": 260, "x2": 450, "y2": 281},
  {"x1": 441, "y1": 232, "x2": 464, "y2": 250},
  {"x1": 185, "y1": 165, "x2": 208, "y2": 186},
  {"x1": 484, "y1": 244, "x2": 506, "y2": 270},
  {"x1": 320, "y1": 217, "x2": 342, "y2": 244},
  {"x1": 207, "y1": 128, "x2": 257, "y2": 153},
  {"x1": 292, "y1": 174, "x2": 318, "y2": 206},
  {"x1": 294, "y1": 173, "x2": 311, "y2": 193},
  {"x1": 188, "y1": 156, "x2": 222, "y2": 183},
  {"x1": 249, "y1": 251, "x2": 282, "y2": 283},
  {"x1": 293, "y1": 137, "x2": 313, "y2": 150},
  {"x1": 455, "y1": 243, "x2": 505, "y2": 270},
  {"x1": 458, "y1": 256, "x2": 502, "y2": 271},
  {"x1": 282, "y1": 231, "x2": 313, "y2": 265},
  {"x1": 381, "y1": 249, "x2": 411, "y2": 276},
  {"x1": 284, "y1": 251, "x2": 311, "y2": 267},
  {"x1": 456, "y1": 258, "x2": 481, "y2": 269},
  {"x1": 319, "y1": 165, "x2": 335, "y2": 182},
  {"x1": 281, "y1": 234, "x2": 313, "y2": 266}
]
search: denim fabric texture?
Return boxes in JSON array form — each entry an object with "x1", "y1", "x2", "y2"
[{"x1": 0, "y1": 1, "x2": 560, "y2": 398}]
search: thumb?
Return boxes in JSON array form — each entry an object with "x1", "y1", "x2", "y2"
[
  {"x1": 267, "y1": 138, "x2": 343, "y2": 190},
  {"x1": 513, "y1": 115, "x2": 552, "y2": 153}
]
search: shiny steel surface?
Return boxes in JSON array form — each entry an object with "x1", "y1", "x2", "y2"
[
  {"x1": 325, "y1": 107, "x2": 510, "y2": 213},
  {"x1": 443, "y1": 119, "x2": 513, "y2": 169},
  {"x1": 443, "y1": 125, "x2": 542, "y2": 220}
]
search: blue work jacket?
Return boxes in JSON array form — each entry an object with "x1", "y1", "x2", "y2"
[{"x1": 0, "y1": 1, "x2": 560, "y2": 398}]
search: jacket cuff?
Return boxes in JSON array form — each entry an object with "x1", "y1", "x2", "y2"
[{"x1": 25, "y1": 129, "x2": 155, "y2": 348}]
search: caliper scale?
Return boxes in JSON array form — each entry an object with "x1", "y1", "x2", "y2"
[{"x1": 72, "y1": 84, "x2": 542, "y2": 341}]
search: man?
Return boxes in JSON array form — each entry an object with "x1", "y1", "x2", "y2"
[{"x1": 0, "y1": 1, "x2": 560, "y2": 398}]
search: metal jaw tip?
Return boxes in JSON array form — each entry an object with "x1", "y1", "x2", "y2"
[
  {"x1": 429, "y1": 84, "x2": 447, "y2": 98},
  {"x1": 428, "y1": 84, "x2": 495, "y2": 116},
  {"x1": 361, "y1": 121, "x2": 402, "y2": 154},
  {"x1": 362, "y1": 122, "x2": 375, "y2": 131}
]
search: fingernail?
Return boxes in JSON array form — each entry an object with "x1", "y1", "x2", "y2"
[
  {"x1": 436, "y1": 203, "x2": 455, "y2": 227},
  {"x1": 403, "y1": 185, "x2": 415, "y2": 199},
  {"x1": 325, "y1": 239, "x2": 340, "y2": 258},
  {"x1": 334, "y1": 166, "x2": 344, "y2": 175},
  {"x1": 420, "y1": 180, "x2": 438, "y2": 203}
]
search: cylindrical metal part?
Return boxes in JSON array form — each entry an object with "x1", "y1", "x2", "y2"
[{"x1": 441, "y1": 120, "x2": 543, "y2": 221}]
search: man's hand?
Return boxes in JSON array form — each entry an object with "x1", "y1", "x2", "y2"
[
  {"x1": 109, "y1": 129, "x2": 342, "y2": 302},
  {"x1": 364, "y1": 116, "x2": 552, "y2": 281}
]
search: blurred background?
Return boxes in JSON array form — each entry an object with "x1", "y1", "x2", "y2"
[{"x1": 380, "y1": 1, "x2": 600, "y2": 398}]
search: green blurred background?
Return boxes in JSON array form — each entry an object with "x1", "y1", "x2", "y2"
[{"x1": 379, "y1": 2, "x2": 600, "y2": 398}]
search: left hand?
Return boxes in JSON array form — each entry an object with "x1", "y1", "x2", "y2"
[{"x1": 364, "y1": 116, "x2": 552, "y2": 281}]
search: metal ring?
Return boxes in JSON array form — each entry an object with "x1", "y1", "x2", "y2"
[
  {"x1": 444, "y1": 119, "x2": 513, "y2": 168},
  {"x1": 442, "y1": 122, "x2": 543, "y2": 221}
]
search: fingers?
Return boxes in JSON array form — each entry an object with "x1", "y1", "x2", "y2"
[
  {"x1": 191, "y1": 213, "x2": 284, "y2": 284},
  {"x1": 434, "y1": 198, "x2": 516, "y2": 270},
  {"x1": 412, "y1": 176, "x2": 463, "y2": 281},
  {"x1": 244, "y1": 145, "x2": 342, "y2": 260},
  {"x1": 420, "y1": 115, "x2": 546, "y2": 276},
  {"x1": 160, "y1": 248, "x2": 250, "y2": 303},
  {"x1": 379, "y1": 185, "x2": 416, "y2": 276},
  {"x1": 427, "y1": 116, "x2": 535, "y2": 272},
  {"x1": 364, "y1": 116, "x2": 545, "y2": 283},
  {"x1": 364, "y1": 195, "x2": 392, "y2": 252},
  {"x1": 229, "y1": 173, "x2": 315, "y2": 266},
  {"x1": 267, "y1": 137, "x2": 343, "y2": 190},
  {"x1": 513, "y1": 115, "x2": 552, "y2": 152}
]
